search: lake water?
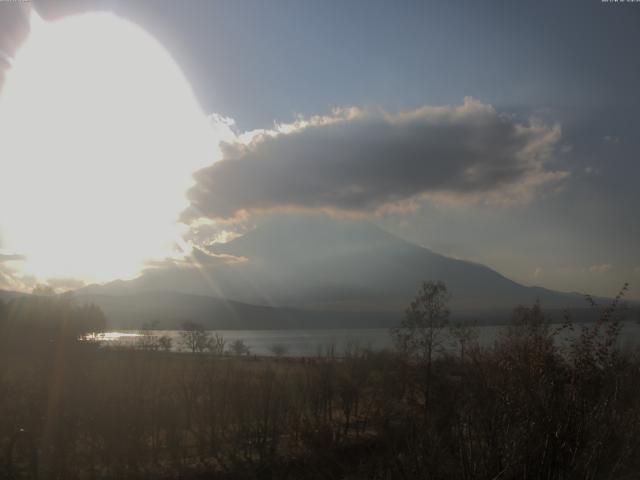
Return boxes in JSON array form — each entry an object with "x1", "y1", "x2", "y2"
[{"x1": 97, "y1": 321, "x2": 640, "y2": 357}]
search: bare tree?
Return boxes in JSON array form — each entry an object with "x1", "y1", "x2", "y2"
[
  {"x1": 391, "y1": 280, "x2": 450, "y2": 415},
  {"x1": 392, "y1": 281, "x2": 450, "y2": 360},
  {"x1": 228, "y1": 338, "x2": 251, "y2": 356},
  {"x1": 137, "y1": 320, "x2": 161, "y2": 351},
  {"x1": 179, "y1": 320, "x2": 213, "y2": 353},
  {"x1": 207, "y1": 332, "x2": 226, "y2": 355},
  {"x1": 449, "y1": 321, "x2": 478, "y2": 361},
  {"x1": 158, "y1": 335, "x2": 173, "y2": 352},
  {"x1": 268, "y1": 343, "x2": 288, "y2": 357}
]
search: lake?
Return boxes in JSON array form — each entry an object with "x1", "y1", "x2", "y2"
[{"x1": 96, "y1": 321, "x2": 640, "y2": 357}]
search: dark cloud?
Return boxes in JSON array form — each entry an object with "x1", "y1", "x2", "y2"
[{"x1": 186, "y1": 98, "x2": 567, "y2": 221}]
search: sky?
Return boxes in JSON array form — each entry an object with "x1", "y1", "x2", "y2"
[{"x1": 0, "y1": 0, "x2": 639, "y2": 299}]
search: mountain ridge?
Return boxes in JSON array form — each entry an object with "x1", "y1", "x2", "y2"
[{"x1": 70, "y1": 215, "x2": 616, "y2": 330}]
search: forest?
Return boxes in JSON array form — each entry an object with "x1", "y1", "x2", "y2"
[{"x1": 0, "y1": 282, "x2": 638, "y2": 479}]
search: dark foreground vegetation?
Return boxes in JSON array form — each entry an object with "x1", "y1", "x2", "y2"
[{"x1": 0, "y1": 283, "x2": 639, "y2": 479}]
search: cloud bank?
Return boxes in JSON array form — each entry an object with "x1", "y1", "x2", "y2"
[
  {"x1": 0, "y1": 252, "x2": 28, "y2": 291},
  {"x1": 186, "y1": 98, "x2": 568, "y2": 221}
]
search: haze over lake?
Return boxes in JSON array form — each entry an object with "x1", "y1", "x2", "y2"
[{"x1": 100, "y1": 322, "x2": 640, "y2": 357}]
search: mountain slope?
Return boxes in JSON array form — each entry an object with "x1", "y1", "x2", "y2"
[
  {"x1": 76, "y1": 291, "x2": 396, "y2": 330},
  {"x1": 204, "y1": 215, "x2": 588, "y2": 311},
  {"x1": 79, "y1": 215, "x2": 594, "y2": 323}
]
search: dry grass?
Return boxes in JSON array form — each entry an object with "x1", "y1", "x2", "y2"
[{"x1": 1, "y1": 292, "x2": 640, "y2": 479}]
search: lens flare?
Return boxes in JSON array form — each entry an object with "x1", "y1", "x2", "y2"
[{"x1": 0, "y1": 12, "x2": 233, "y2": 285}]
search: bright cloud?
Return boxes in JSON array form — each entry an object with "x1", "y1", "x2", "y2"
[
  {"x1": 588, "y1": 264, "x2": 613, "y2": 273},
  {"x1": 533, "y1": 267, "x2": 543, "y2": 279}
]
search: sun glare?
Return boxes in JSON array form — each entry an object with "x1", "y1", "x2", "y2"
[{"x1": 0, "y1": 12, "x2": 230, "y2": 285}]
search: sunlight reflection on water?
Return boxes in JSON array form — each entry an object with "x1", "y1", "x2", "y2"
[{"x1": 90, "y1": 322, "x2": 640, "y2": 357}]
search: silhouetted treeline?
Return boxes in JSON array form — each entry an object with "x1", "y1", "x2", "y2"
[
  {"x1": 0, "y1": 294, "x2": 105, "y2": 355},
  {"x1": 0, "y1": 285, "x2": 639, "y2": 479}
]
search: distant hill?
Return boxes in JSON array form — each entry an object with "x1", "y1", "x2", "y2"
[
  {"x1": 74, "y1": 215, "x2": 623, "y2": 329},
  {"x1": 75, "y1": 291, "x2": 396, "y2": 330}
]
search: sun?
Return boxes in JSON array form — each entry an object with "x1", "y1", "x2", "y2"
[{"x1": 0, "y1": 12, "x2": 232, "y2": 285}]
